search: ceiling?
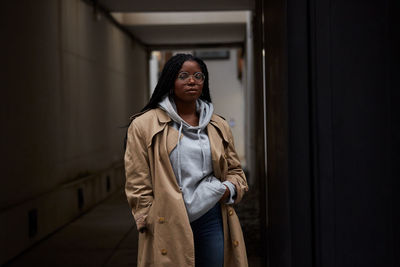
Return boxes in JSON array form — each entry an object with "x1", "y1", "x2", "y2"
[
  {"x1": 96, "y1": 0, "x2": 254, "y2": 48},
  {"x1": 97, "y1": 0, "x2": 254, "y2": 12}
]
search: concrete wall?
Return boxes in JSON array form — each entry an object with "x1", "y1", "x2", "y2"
[{"x1": 1, "y1": 0, "x2": 148, "y2": 263}]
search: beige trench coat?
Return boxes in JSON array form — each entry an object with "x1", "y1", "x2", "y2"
[{"x1": 124, "y1": 108, "x2": 249, "y2": 267}]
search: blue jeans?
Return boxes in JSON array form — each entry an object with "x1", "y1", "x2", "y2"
[{"x1": 190, "y1": 203, "x2": 224, "y2": 267}]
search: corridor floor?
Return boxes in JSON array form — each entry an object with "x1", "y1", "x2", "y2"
[{"x1": 5, "y1": 189, "x2": 262, "y2": 267}]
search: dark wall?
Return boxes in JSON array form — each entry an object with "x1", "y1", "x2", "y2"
[
  {"x1": 260, "y1": 0, "x2": 399, "y2": 266},
  {"x1": 310, "y1": 1, "x2": 399, "y2": 266}
]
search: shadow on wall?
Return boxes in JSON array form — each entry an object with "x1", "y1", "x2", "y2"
[{"x1": 1, "y1": 0, "x2": 148, "y2": 264}]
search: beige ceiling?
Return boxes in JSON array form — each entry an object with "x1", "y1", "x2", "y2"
[
  {"x1": 97, "y1": 0, "x2": 254, "y2": 12},
  {"x1": 97, "y1": 0, "x2": 254, "y2": 47}
]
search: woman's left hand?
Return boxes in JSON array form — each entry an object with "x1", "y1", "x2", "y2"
[{"x1": 220, "y1": 184, "x2": 230, "y2": 203}]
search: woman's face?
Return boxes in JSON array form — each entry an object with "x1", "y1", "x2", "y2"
[{"x1": 173, "y1": 60, "x2": 204, "y2": 104}]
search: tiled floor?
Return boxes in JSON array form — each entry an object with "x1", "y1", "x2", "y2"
[{"x1": 5, "y1": 189, "x2": 263, "y2": 267}]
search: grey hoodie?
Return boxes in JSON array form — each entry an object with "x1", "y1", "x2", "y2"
[{"x1": 158, "y1": 96, "x2": 236, "y2": 222}]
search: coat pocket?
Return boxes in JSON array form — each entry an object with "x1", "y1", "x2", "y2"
[{"x1": 145, "y1": 201, "x2": 156, "y2": 234}]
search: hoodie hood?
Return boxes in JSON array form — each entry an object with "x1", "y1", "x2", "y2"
[{"x1": 158, "y1": 96, "x2": 214, "y2": 130}]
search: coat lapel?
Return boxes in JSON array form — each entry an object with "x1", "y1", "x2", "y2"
[
  {"x1": 155, "y1": 109, "x2": 229, "y2": 181},
  {"x1": 166, "y1": 127, "x2": 179, "y2": 155},
  {"x1": 207, "y1": 123, "x2": 222, "y2": 179},
  {"x1": 155, "y1": 108, "x2": 181, "y2": 155},
  {"x1": 207, "y1": 115, "x2": 230, "y2": 180}
]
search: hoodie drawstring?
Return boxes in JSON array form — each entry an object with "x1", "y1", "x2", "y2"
[
  {"x1": 197, "y1": 129, "x2": 206, "y2": 177},
  {"x1": 177, "y1": 121, "x2": 183, "y2": 191},
  {"x1": 176, "y1": 124, "x2": 206, "y2": 192}
]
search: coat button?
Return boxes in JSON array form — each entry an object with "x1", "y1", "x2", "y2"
[
  {"x1": 233, "y1": 240, "x2": 239, "y2": 247},
  {"x1": 158, "y1": 217, "x2": 165, "y2": 224},
  {"x1": 228, "y1": 210, "x2": 234, "y2": 216},
  {"x1": 223, "y1": 154, "x2": 227, "y2": 159},
  {"x1": 161, "y1": 249, "x2": 167, "y2": 255}
]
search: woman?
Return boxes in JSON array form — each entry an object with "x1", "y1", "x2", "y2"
[{"x1": 124, "y1": 53, "x2": 248, "y2": 267}]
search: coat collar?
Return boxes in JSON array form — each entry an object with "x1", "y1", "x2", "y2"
[
  {"x1": 209, "y1": 115, "x2": 230, "y2": 144},
  {"x1": 129, "y1": 108, "x2": 171, "y2": 123},
  {"x1": 155, "y1": 108, "x2": 172, "y2": 123},
  {"x1": 130, "y1": 108, "x2": 229, "y2": 144},
  {"x1": 155, "y1": 107, "x2": 230, "y2": 143}
]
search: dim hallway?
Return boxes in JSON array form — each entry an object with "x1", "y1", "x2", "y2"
[
  {"x1": 2, "y1": 0, "x2": 398, "y2": 266},
  {"x1": 4, "y1": 189, "x2": 262, "y2": 267},
  {"x1": 4, "y1": 191, "x2": 139, "y2": 267}
]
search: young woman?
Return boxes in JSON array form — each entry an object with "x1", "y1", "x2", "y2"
[{"x1": 124, "y1": 53, "x2": 248, "y2": 267}]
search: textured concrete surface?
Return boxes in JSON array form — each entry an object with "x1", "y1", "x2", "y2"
[
  {"x1": 5, "y1": 188, "x2": 262, "y2": 267},
  {"x1": 1, "y1": 0, "x2": 148, "y2": 263},
  {"x1": 5, "y1": 189, "x2": 137, "y2": 267}
]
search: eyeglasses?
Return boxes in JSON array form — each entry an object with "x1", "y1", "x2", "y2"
[{"x1": 177, "y1": 72, "x2": 205, "y2": 83}]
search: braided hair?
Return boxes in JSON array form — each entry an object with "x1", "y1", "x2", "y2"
[{"x1": 141, "y1": 53, "x2": 212, "y2": 112}]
